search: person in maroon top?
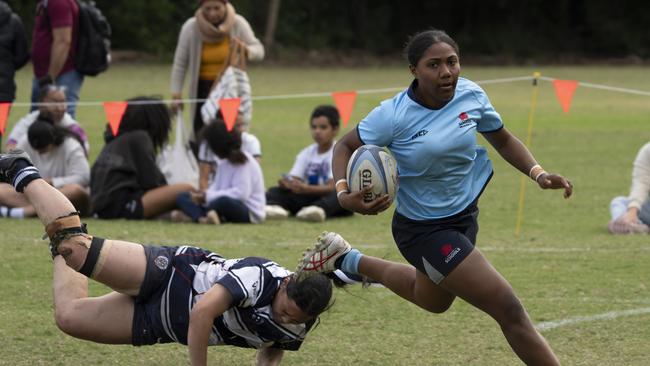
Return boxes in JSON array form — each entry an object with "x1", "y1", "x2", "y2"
[{"x1": 30, "y1": 0, "x2": 83, "y2": 118}]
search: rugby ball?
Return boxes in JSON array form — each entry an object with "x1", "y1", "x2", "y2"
[{"x1": 346, "y1": 145, "x2": 398, "y2": 203}]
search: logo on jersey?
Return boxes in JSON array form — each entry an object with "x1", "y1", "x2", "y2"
[
  {"x1": 411, "y1": 129, "x2": 428, "y2": 140},
  {"x1": 154, "y1": 255, "x2": 169, "y2": 270},
  {"x1": 440, "y1": 244, "x2": 461, "y2": 263},
  {"x1": 458, "y1": 112, "x2": 476, "y2": 128}
]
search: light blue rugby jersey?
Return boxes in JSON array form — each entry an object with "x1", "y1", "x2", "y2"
[{"x1": 357, "y1": 77, "x2": 503, "y2": 220}]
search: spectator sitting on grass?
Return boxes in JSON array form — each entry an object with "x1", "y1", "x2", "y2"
[
  {"x1": 0, "y1": 117, "x2": 89, "y2": 218},
  {"x1": 265, "y1": 105, "x2": 353, "y2": 223},
  {"x1": 608, "y1": 141, "x2": 650, "y2": 234},
  {"x1": 90, "y1": 96, "x2": 194, "y2": 220}
]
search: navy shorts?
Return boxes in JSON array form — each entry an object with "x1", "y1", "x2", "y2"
[
  {"x1": 392, "y1": 203, "x2": 479, "y2": 284},
  {"x1": 131, "y1": 245, "x2": 216, "y2": 346}
]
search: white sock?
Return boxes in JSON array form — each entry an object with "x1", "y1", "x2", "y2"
[{"x1": 0, "y1": 206, "x2": 25, "y2": 218}]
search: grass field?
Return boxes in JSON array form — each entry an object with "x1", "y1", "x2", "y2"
[{"x1": 1, "y1": 64, "x2": 649, "y2": 365}]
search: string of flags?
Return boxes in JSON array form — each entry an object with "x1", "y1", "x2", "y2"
[{"x1": 0, "y1": 77, "x2": 642, "y2": 137}]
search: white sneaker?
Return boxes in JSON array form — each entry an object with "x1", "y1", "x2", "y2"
[
  {"x1": 297, "y1": 232, "x2": 351, "y2": 273},
  {"x1": 265, "y1": 205, "x2": 289, "y2": 220},
  {"x1": 296, "y1": 205, "x2": 326, "y2": 222}
]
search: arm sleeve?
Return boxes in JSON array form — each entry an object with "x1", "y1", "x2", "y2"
[
  {"x1": 473, "y1": 87, "x2": 504, "y2": 132},
  {"x1": 205, "y1": 161, "x2": 253, "y2": 203},
  {"x1": 170, "y1": 20, "x2": 192, "y2": 95},
  {"x1": 12, "y1": 15, "x2": 30, "y2": 69},
  {"x1": 47, "y1": 0, "x2": 74, "y2": 28},
  {"x1": 233, "y1": 15, "x2": 264, "y2": 61},
  {"x1": 628, "y1": 142, "x2": 650, "y2": 209},
  {"x1": 288, "y1": 148, "x2": 308, "y2": 179},
  {"x1": 51, "y1": 139, "x2": 90, "y2": 188},
  {"x1": 357, "y1": 103, "x2": 394, "y2": 147}
]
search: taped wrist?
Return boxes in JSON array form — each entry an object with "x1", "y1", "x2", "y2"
[{"x1": 44, "y1": 212, "x2": 87, "y2": 258}]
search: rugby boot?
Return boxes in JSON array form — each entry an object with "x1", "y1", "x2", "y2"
[{"x1": 0, "y1": 150, "x2": 34, "y2": 184}]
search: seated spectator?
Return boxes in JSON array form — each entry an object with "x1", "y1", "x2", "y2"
[
  {"x1": 608, "y1": 142, "x2": 650, "y2": 234},
  {"x1": 0, "y1": 118, "x2": 89, "y2": 217},
  {"x1": 265, "y1": 105, "x2": 352, "y2": 222},
  {"x1": 196, "y1": 117, "x2": 261, "y2": 190},
  {"x1": 5, "y1": 80, "x2": 89, "y2": 153},
  {"x1": 172, "y1": 120, "x2": 265, "y2": 224},
  {"x1": 90, "y1": 96, "x2": 194, "y2": 220}
]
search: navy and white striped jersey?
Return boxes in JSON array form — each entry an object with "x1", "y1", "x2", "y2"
[{"x1": 158, "y1": 246, "x2": 315, "y2": 350}]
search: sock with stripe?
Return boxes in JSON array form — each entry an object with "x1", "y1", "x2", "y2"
[
  {"x1": 11, "y1": 162, "x2": 41, "y2": 193},
  {"x1": 0, "y1": 206, "x2": 25, "y2": 218},
  {"x1": 334, "y1": 249, "x2": 362, "y2": 275}
]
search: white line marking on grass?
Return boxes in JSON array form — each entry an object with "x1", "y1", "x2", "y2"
[
  {"x1": 536, "y1": 307, "x2": 650, "y2": 331},
  {"x1": 481, "y1": 246, "x2": 650, "y2": 253}
]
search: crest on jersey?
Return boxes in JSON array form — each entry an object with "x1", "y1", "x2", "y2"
[{"x1": 154, "y1": 255, "x2": 170, "y2": 270}]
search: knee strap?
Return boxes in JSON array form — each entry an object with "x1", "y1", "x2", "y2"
[
  {"x1": 44, "y1": 212, "x2": 88, "y2": 258},
  {"x1": 79, "y1": 236, "x2": 105, "y2": 277}
]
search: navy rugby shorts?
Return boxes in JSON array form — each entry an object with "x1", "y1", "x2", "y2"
[{"x1": 392, "y1": 203, "x2": 479, "y2": 284}]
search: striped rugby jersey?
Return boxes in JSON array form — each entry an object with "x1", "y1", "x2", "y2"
[{"x1": 160, "y1": 246, "x2": 315, "y2": 350}]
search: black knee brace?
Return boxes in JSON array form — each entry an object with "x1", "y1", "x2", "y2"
[{"x1": 44, "y1": 211, "x2": 88, "y2": 258}]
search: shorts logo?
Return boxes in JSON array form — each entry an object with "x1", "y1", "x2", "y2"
[
  {"x1": 154, "y1": 255, "x2": 169, "y2": 270},
  {"x1": 441, "y1": 244, "x2": 461, "y2": 264}
]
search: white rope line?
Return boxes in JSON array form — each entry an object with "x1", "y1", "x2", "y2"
[
  {"x1": 539, "y1": 75, "x2": 650, "y2": 96},
  {"x1": 536, "y1": 307, "x2": 650, "y2": 331},
  {"x1": 9, "y1": 74, "x2": 650, "y2": 108}
]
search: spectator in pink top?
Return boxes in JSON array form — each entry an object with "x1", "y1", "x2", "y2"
[{"x1": 30, "y1": 0, "x2": 83, "y2": 118}]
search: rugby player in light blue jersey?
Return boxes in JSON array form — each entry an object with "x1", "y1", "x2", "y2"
[
  {"x1": 0, "y1": 150, "x2": 333, "y2": 366},
  {"x1": 300, "y1": 30, "x2": 572, "y2": 365}
]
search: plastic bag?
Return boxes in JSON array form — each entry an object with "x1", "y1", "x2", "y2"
[
  {"x1": 200, "y1": 42, "x2": 252, "y2": 127},
  {"x1": 157, "y1": 113, "x2": 199, "y2": 187}
]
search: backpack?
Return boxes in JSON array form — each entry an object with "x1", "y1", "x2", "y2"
[
  {"x1": 73, "y1": 0, "x2": 111, "y2": 76},
  {"x1": 42, "y1": 0, "x2": 111, "y2": 76}
]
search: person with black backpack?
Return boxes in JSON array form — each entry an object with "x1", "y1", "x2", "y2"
[
  {"x1": 30, "y1": 0, "x2": 110, "y2": 119},
  {"x1": 0, "y1": 1, "x2": 29, "y2": 104}
]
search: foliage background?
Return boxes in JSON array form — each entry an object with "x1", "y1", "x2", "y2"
[{"x1": 5, "y1": 0, "x2": 650, "y2": 61}]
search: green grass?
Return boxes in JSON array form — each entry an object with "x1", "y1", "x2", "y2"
[{"x1": 1, "y1": 64, "x2": 650, "y2": 365}]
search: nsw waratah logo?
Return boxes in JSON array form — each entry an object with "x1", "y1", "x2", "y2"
[
  {"x1": 440, "y1": 243, "x2": 461, "y2": 263},
  {"x1": 458, "y1": 112, "x2": 475, "y2": 128}
]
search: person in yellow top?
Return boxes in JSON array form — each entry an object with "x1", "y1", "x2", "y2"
[{"x1": 170, "y1": 0, "x2": 264, "y2": 141}]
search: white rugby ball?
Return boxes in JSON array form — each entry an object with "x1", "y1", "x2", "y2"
[{"x1": 346, "y1": 145, "x2": 398, "y2": 203}]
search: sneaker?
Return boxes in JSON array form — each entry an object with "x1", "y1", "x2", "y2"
[
  {"x1": 206, "y1": 210, "x2": 221, "y2": 225},
  {"x1": 265, "y1": 205, "x2": 289, "y2": 220},
  {"x1": 629, "y1": 222, "x2": 650, "y2": 234},
  {"x1": 0, "y1": 150, "x2": 33, "y2": 184},
  {"x1": 170, "y1": 210, "x2": 192, "y2": 223},
  {"x1": 296, "y1": 205, "x2": 326, "y2": 222},
  {"x1": 297, "y1": 231, "x2": 351, "y2": 273},
  {"x1": 608, "y1": 219, "x2": 629, "y2": 235}
]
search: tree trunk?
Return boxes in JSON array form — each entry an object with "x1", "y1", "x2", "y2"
[{"x1": 263, "y1": 0, "x2": 282, "y2": 54}]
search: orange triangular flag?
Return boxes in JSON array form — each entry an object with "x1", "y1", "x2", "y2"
[
  {"x1": 0, "y1": 103, "x2": 10, "y2": 136},
  {"x1": 552, "y1": 79, "x2": 579, "y2": 113},
  {"x1": 103, "y1": 101, "x2": 128, "y2": 136},
  {"x1": 219, "y1": 98, "x2": 240, "y2": 132},
  {"x1": 332, "y1": 91, "x2": 357, "y2": 127}
]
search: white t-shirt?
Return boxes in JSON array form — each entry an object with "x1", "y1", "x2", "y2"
[
  {"x1": 289, "y1": 142, "x2": 335, "y2": 185},
  {"x1": 16, "y1": 136, "x2": 90, "y2": 188}
]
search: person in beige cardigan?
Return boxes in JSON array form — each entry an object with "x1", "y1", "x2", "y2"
[{"x1": 170, "y1": 0, "x2": 264, "y2": 141}]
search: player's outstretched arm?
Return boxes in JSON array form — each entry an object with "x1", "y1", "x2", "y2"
[
  {"x1": 256, "y1": 347, "x2": 284, "y2": 366},
  {"x1": 188, "y1": 284, "x2": 233, "y2": 366}
]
